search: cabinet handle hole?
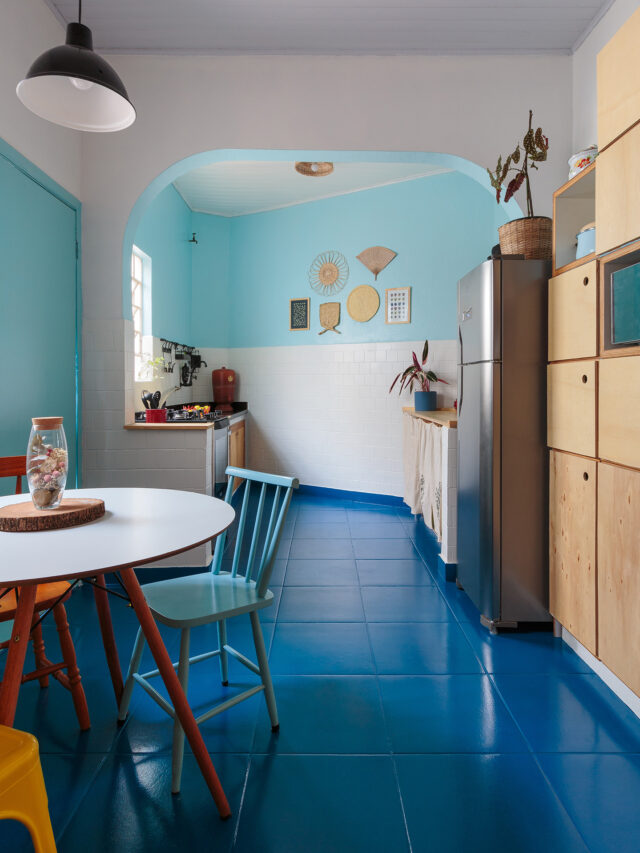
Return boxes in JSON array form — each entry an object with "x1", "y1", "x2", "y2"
[
  {"x1": 582, "y1": 374, "x2": 588, "y2": 383},
  {"x1": 583, "y1": 472, "x2": 589, "y2": 481},
  {"x1": 583, "y1": 277, "x2": 589, "y2": 286}
]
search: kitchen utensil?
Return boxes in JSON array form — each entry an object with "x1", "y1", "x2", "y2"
[
  {"x1": 576, "y1": 222, "x2": 596, "y2": 259},
  {"x1": 141, "y1": 390, "x2": 153, "y2": 409},
  {"x1": 319, "y1": 302, "x2": 341, "y2": 334},
  {"x1": 159, "y1": 386, "x2": 180, "y2": 408},
  {"x1": 151, "y1": 391, "x2": 161, "y2": 409}
]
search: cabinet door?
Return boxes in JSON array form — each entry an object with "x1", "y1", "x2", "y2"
[
  {"x1": 599, "y1": 356, "x2": 640, "y2": 469},
  {"x1": 596, "y1": 123, "x2": 640, "y2": 255},
  {"x1": 597, "y1": 5, "x2": 640, "y2": 150},
  {"x1": 547, "y1": 361, "x2": 596, "y2": 457},
  {"x1": 549, "y1": 451, "x2": 597, "y2": 654},
  {"x1": 548, "y1": 261, "x2": 597, "y2": 361},
  {"x1": 598, "y1": 462, "x2": 640, "y2": 697},
  {"x1": 229, "y1": 420, "x2": 246, "y2": 491}
]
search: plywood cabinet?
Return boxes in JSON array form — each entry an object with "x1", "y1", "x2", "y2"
[
  {"x1": 228, "y1": 417, "x2": 246, "y2": 491},
  {"x1": 597, "y1": 5, "x2": 640, "y2": 150},
  {"x1": 599, "y1": 356, "x2": 640, "y2": 469},
  {"x1": 596, "y1": 123, "x2": 640, "y2": 255},
  {"x1": 549, "y1": 451, "x2": 597, "y2": 654},
  {"x1": 548, "y1": 261, "x2": 597, "y2": 361},
  {"x1": 597, "y1": 462, "x2": 640, "y2": 696},
  {"x1": 547, "y1": 361, "x2": 597, "y2": 457}
]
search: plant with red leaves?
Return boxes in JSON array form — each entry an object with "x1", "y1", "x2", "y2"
[
  {"x1": 389, "y1": 340, "x2": 448, "y2": 395},
  {"x1": 487, "y1": 110, "x2": 549, "y2": 218}
]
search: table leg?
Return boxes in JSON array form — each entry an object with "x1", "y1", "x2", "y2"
[
  {"x1": 118, "y1": 567, "x2": 231, "y2": 819},
  {"x1": 93, "y1": 573, "x2": 124, "y2": 706},
  {"x1": 0, "y1": 585, "x2": 37, "y2": 727}
]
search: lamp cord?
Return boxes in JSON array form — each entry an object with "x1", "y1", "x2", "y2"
[{"x1": 78, "y1": 0, "x2": 82, "y2": 24}]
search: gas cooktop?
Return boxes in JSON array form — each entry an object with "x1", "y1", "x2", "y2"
[{"x1": 134, "y1": 407, "x2": 227, "y2": 424}]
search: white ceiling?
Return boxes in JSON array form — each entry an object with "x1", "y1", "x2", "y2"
[
  {"x1": 172, "y1": 161, "x2": 452, "y2": 217},
  {"x1": 44, "y1": 0, "x2": 613, "y2": 55}
]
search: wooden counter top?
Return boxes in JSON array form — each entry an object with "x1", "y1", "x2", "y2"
[
  {"x1": 124, "y1": 422, "x2": 216, "y2": 430},
  {"x1": 403, "y1": 407, "x2": 457, "y2": 428}
]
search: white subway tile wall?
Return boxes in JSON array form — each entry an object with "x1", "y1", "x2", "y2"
[
  {"x1": 84, "y1": 329, "x2": 457, "y2": 500},
  {"x1": 83, "y1": 326, "x2": 457, "y2": 565}
]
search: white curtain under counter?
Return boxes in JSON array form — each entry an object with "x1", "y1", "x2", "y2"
[{"x1": 402, "y1": 407, "x2": 457, "y2": 566}]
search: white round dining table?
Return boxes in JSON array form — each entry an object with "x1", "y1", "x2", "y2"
[{"x1": 0, "y1": 487, "x2": 235, "y2": 818}]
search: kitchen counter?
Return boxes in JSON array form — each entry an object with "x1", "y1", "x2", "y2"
[
  {"x1": 124, "y1": 422, "x2": 216, "y2": 430},
  {"x1": 124, "y1": 403, "x2": 248, "y2": 430}
]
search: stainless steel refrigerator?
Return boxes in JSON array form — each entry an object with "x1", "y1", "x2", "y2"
[{"x1": 456, "y1": 258, "x2": 551, "y2": 632}]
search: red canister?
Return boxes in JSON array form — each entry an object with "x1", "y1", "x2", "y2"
[{"x1": 212, "y1": 367, "x2": 236, "y2": 412}]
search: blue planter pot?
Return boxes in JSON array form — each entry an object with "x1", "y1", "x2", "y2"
[{"x1": 414, "y1": 390, "x2": 437, "y2": 412}]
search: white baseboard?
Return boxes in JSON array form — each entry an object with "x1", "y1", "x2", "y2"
[{"x1": 562, "y1": 628, "x2": 640, "y2": 719}]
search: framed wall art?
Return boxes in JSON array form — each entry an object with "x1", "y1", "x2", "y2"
[
  {"x1": 385, "y1": 287, "x2": 411, "y2": 324},
  {"x1": 289, "y1": 297, "x2": 310, "y2": 330}
]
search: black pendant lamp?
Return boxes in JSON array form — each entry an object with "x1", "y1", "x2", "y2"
[{"x1": 16, "y1": 0, "x2": 135, "y2": 132}]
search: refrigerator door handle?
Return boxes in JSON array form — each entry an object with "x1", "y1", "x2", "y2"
[{"x1": 458, "y1": 363, "x2": 463, "y2": 416}]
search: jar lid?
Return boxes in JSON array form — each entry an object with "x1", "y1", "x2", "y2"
[{"x1": 32, "y1": 416, "x2": 64, "y2": 428}]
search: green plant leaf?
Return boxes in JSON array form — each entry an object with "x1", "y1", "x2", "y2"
[{"x1": 421, "y1": 339, "x2": 429, "y2": 364}]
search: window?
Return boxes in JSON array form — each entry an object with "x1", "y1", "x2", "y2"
[{"x1": 131, "y1": 246, "x2": 151, "y2": 380}]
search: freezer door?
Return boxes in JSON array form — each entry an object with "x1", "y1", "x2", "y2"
[
  {"x1": 456, "y1": 361, "x2": 501, "y2": 621},
  {"x1": 458, "y1": 260, "x2": 501, "y2": 365}
]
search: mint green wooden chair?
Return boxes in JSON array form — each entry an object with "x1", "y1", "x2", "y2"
[{"x1": 117, "y1": 466, "x2": 298, "y2": 793}]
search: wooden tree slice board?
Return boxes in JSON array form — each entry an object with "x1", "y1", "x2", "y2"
[
  {"x1": 347, "y1": 285, "x2": 380, "y2": 322},
  {"x1": 0, "y1": 498, "x2": 105, "y2": 532}
]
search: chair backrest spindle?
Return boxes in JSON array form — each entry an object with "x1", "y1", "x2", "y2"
[
  {"x1": 230, "y1": 480, "x2": 251, "y2": 577},
  {"x1": 244, "y1": 481, "x2": 267, "y2": 583}
]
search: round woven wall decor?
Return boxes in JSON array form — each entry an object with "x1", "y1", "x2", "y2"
[
  {"x1": 347, "y1": 285, "x2": 380, "y2": 322},
  {"x1": 309, "y1": 251, "x2": 349, "y2": 296}
]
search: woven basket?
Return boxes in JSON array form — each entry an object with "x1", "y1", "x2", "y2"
[{"x1": 498, "y1": 216, "x2": 552, "y2": 260}]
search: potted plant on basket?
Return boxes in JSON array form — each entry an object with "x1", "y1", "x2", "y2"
[
  {"x1": 487, "y1": 109, "x2": 551, "y2": 259},
  {"x1": 389, "y1": 340, "x2": 447, "y2": 412}
]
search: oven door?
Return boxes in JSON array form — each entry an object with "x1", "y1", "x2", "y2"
[{"x1": 214, "y1": 421, "x2": 229, "y2": 494}]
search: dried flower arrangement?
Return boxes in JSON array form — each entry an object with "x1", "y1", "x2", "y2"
[{"x1": 27, "y1": 435, "x2": 68, "y2": 509}]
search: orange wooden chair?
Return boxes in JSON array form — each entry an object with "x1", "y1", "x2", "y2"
[{"x1": 0, "y1": 456, "x2": 90, "y2": 731}]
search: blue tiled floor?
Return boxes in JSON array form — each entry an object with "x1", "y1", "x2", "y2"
[{"x1": 3, "y1": 493, "x2": 640, "y2": 852}]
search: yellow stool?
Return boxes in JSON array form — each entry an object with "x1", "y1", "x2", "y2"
[{"x1": 0, "y1": 725, "x2": 56, "y2": 852}]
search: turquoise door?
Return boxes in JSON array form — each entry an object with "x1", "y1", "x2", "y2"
[{"x1": 0, "y1": 152, "x2": 79, "y2": 496}]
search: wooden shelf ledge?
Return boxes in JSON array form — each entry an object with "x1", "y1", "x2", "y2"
[{"x1": 403, "y1": 407, "x2": 457, "y2": 428}]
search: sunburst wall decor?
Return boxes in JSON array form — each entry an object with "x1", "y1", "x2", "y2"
[{"x1": 309, "y1": 251, "x2": 349, "y2": 296}]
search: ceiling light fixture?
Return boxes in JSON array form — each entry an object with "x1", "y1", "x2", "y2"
[
  {"x1": 295, "y1": 162, "x2": 334, "y2": 177},
  {"x1": 16, "y1": 0, "x2": 135, "y2": 132}
]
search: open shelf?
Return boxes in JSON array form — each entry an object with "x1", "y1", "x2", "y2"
[{"x1": 552, "y1": 162, "x2": 596, "y2": 276}]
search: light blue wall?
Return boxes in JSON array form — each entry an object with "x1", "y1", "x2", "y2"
[
  {"x1": 137, "y1": 169, "x2": 509, "y2": 348},
  {"x1": 0, "y1": 137, "x2": 81, "y2": 494},
  {"x1": 134, "y1": 184, "x2": 193, "y2": 342},
  {"x1": 190, "y1": 212, "x2": 231, "y2": 348},
  {"x1": 229, "y1": 172, "x2": 506, "y2": 346}
]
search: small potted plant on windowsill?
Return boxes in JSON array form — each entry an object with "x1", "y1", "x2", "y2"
[
  {"x1": 389, "y1": 340, "x2": 447, "y2": 412},
  {"x1": 487, "y1": 109, "x2": 551, "y2": 259},
  {"x1": 139, "y1": 355, "x2": 178, "y2": 423}
]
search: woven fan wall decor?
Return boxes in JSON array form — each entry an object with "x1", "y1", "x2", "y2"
[
  {"x1": 309, "y1": 251, "x2": 349, "y2": 296},
  {"x1": 319, "y1": 302, "x2": 341, "y2": 334},
  {"x1": 356, "y1": 246, "x2": 397, "y2": 280}
]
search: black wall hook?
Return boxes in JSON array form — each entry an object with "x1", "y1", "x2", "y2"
[{"x1": 189, "y1": 232, "x2": 198, "y2": 244}]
